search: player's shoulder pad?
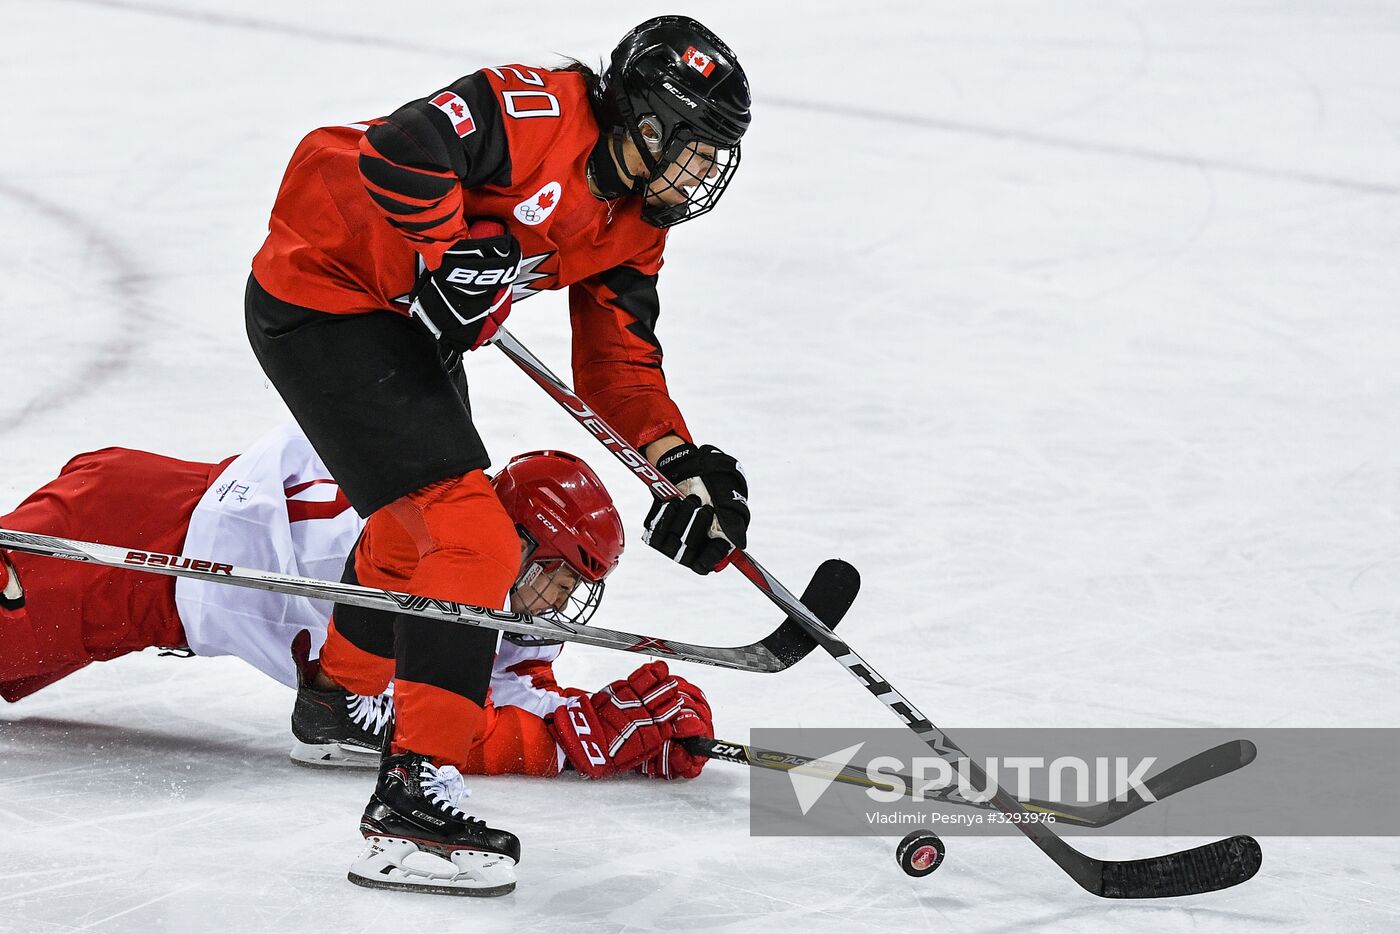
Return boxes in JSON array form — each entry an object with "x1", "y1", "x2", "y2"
[
  {"x1": 364, "y1": 72, "x2": 511, "y2": 190},
  {"x1": 426, "y1": 72, "x2": 513, "y2": 188},
  {"x1": 477, "y1": 65, "x2": 597, "y2": 182}
]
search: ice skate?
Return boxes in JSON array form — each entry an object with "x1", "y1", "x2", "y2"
[
  {"x1": 289, "y1": 630, "x2": 392, "y2": 768},
  {"x1": 349, "y1": 752, "x2": 519, "y2": 896}
]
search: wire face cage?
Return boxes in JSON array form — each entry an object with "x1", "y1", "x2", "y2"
[
  {"x1": 506, "y1": 529, "x2": 607, "y2": 645},
  {"x1": 639, "y1": 127, "x2": 741, "y2": 227}
]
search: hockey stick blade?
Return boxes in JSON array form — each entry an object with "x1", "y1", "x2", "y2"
[
  {"x1": 686, "y1": 738, "x2": 1256, "y2": 831},
  {"x1": 0, "y1": 527, "x2": 828, "y2": 674},
  {"x1": 1022, "y1": 739, "x2": 1257, "y2": 826},
  {"x1": 1090, "y1": 834, "x2": 1262, "y2": 899},
  {"x1": 758, "y1": 558, "x2": 859, "y2": 667}
]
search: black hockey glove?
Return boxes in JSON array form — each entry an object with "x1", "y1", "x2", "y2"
[
  {"x1": 408, "y1": 220, "x2": 521, "y2": 352},
  {"x1": 643, "y1": 443, "x2": 749, "y2": 575}
]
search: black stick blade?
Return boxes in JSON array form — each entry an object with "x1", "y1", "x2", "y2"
[
  {"x1": 1026, "y1": 738, "x2": 1259, "y2": 828},
  {"x1": 1135, "y1": 740, "x2": 1257, "y2": 803},
  {"x1": 760, "y1": 559, "x2": 860, "y2": 668},
  {"x1": 1097, "y1": 835, "x2": 1262, "y2": 898}
]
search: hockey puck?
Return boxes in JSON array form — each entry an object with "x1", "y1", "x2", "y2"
[{"x1": 896, "y1": 830, "x2": 945, "y2": 878}]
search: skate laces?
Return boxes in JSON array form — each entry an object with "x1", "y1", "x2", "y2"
[
  {"x1": 419, "y1": 762, "x2": 475, "y2": 821},
  {"x1": 347, "y1": 691, "x2": 394, "y2": 737}
]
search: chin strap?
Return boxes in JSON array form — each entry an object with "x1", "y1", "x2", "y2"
[{"x1": 587, "y1": 128, "x2": 650, "y2": 200}]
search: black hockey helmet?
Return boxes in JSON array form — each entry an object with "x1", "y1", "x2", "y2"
[{"x1": 592, "y1": 15, "x2": 751, "y2": 227}]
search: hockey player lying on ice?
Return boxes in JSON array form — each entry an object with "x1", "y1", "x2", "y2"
[{"x1": 0, "y1": 422, "x2": 710, "y2": 895}]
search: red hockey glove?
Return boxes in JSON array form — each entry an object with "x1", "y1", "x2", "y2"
[
  {"x1": 638, "y1": 674, "x2": 712, "y2": 780},
  {"x1": 547, "y1": 661, "x2": 684, "y2": 779},
  {"x1": 408, "y1": 218, "x2": 519, "y2": 352}
]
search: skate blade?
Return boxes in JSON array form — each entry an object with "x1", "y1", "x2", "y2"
[
  {"x1": 290, "y1": 740, "x2": 380, "y2": 770},
  {"x1": 347, "y1": 837, "x2": 517, "y2": 897}
]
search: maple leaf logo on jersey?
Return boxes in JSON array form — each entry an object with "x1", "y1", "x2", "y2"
[
  {"x1": 683, "y1": 46, "x2": 715, "y2": 78},
  {"x1": 514, "y1": 181, "x2": 563, "y2": 227},
  {"x1": 429, "y1": 91, "x2": 476, "y2": 138}
]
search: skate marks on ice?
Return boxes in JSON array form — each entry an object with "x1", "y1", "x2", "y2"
[
  {"x1": 0, "y1": 671, "x2": 369, "y2": 930},
  {"x1": 51, "y1": 0, "x2": 490, "y2": 61},
  {"x1": 1, "y1": 662, "x2": 1396, "y2": 932},
  {"x1": 50, "y1": 0, "x2": 1400, "y2": 200},
  {"x1": 761, "y1": 94, "x2": 1400, "y2": 199},
  {"x1": 0, "y1": 180, "x2": 159, "y2": 436}
]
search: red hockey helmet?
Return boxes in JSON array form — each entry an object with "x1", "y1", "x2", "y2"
[{"x1": 492, "y1": 451, "x2": 624, "y2": 638}]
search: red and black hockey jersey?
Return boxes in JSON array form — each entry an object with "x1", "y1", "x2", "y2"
[{"x1": 252, "y1": 65, "x2": 691, "y2": 449}]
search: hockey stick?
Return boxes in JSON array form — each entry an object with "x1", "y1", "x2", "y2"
[
  {"x1": 684, "y1": 736, "x2": 1257, "y2": 830},
  {"x1": 491, "y1": 326, "x2": 1262, "y2": 898},
  {"x1": 0, "y1": 527, "x2": 855, "y2": 675}
]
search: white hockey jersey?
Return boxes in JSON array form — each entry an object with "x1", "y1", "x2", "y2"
[{"x1": 174, "y1": 423, "x2": 571, "y2": 721}]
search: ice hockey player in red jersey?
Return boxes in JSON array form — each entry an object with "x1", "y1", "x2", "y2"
[
  {"x1": 241, "y1": 15, "x2": 752, "y2": 895},
  {"x1": 0, "y1": 424, "x2": 713, "y2": 895}
]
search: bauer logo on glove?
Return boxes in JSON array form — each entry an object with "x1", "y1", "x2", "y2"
[
  {"x1": 644, "y1": 442, "x2": 750, "y2": 575},
  {"x1": 409, "y1": 218, "x2": 522, "y2": 352}
]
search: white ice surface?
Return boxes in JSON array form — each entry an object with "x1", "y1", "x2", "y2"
[{"x1": 3, "y1": 1, "x2": 1400, "y2": 931}]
